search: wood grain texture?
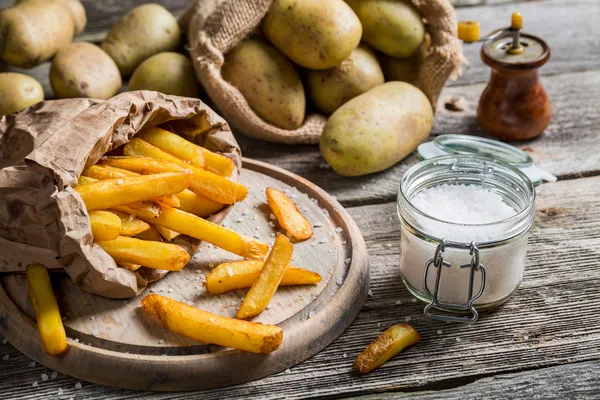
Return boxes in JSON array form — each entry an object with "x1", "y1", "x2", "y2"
[{"x1": 1, "y1": 174, "x2": 599, "y2": 398}]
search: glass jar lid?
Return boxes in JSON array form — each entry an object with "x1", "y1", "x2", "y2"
[{"x1": 434, "y1": 134, "x2": 533, "y2": 167}]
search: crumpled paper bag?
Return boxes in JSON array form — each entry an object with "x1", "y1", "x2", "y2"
[{"x1": 0, "y1": 91, "x2": 241, "y2": 299}]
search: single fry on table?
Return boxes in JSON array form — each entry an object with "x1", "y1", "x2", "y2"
[
  {"x1": 354, "y1": 324, "x2": 421, "y2": 373},
  {"x1": 266, "y1": 187, "x2": 313, "y2": 241},
  {"x1": 88, "y1": 210, "x2": 121, "y2": 241},
  {"x1": 206, "y1": 260, "x2": 321, "y2": 295},
  {"x1": 237, "y1": 234, "x2": 293, "y2": 319},
  {"x1": 75, "y1": 172, "x2": 191, "y2": 211},
  {"x1": 26, "y1": 264, "x2": 68, "y2": 356},
  {"x1": 97, "y1": 236, "x2": 190, "y2": 271},
  {"x1": 142, "y1": 294, "x2": 283, "y2": 353}
]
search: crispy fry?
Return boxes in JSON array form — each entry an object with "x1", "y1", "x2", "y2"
[
  {"x1": 237, "y1": 234, "x2": 293, "y2": 319},
  {"x1": 78, "y1": 175, "x2": 96, "y2": 185},
  {"x1": 98, "y1": 155, "x2": 190, "y2": 175},
  {"x1": 175, "y1": 189, "x2": 224, "y2": 217},
  {"x1": 26, "y1": 264, "x2": 68, "y2": 356},
  {"x1": 75, "y1": 172, "x2": 191, "y2": 211},
  {"x1": 266, "y1": 188, "x2": 313, "y2": 241},
  {"x1": 124, "y1": 138, "x2": 246, "y2": 204},
  {"x1": 97, "y1": 236, "x2": 190, "y2": 271},
  {"x1": 118, "y1": 262, "x2": 141, "y2": 271},
  {"x1": 112, "y1": 211, "x2": 150, "y2": 236},
  {"x1": 354, "y1": 325, "x2": 421, "y2": 373},
  {"x1": 206, "y1": 260, "x2": 321, "y2": 294},
  {"x1": 136, "y1": 225, "x2": 163, "y2": 242},
  {"x1": 197, "y1": 147, "x2": 235, "y2": 177},
  {"x1": 88, "y1": 210, "x2": 121, "y2": 241},
  {"x1": 84, "y1": 164, "x2": 180, "y2": 207},
  {"x1": 133, "y1": 205, "x2": 268, "y2": 260},
  {"x1": 156, "y1": 226, "x2": 180, "y2": 241},
  {"x1": 142, "y1": 294, "x2": 283, "y2": 353},
  {"x1": 136, "y1": 127, "x2": 206, "y2": 168}
]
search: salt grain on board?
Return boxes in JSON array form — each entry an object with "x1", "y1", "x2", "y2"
[
  {"x1": 75, "y1": 382, "x2": 83, "y2": 389},
  {"x1": 28, "y1": 361, "x2": 36, "y2": 367},
  {"x1": 51, "y1": 372, "x2": 58, "y2": 379},
  {"x1": 336, "y1": 277, "x2": 344, "y2": 286},
  {"x1": 405, "y1": 316, "x2": 412, "y2": 322},
  {"x1": 32, "y1": 382, "x2": 38, "y2": 387},
  {"x1": 41, "y1": 373, "x2": 48, "y2": 381},
  {"x1": 1, "y1": 355, "x2": 8, "y2": 361}
]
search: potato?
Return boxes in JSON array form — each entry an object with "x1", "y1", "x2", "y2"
[
  {"x1": 379, "y1": 34, "x2": 431, "y2": 85},
  {"x1": 262, "y1": 0, "x2": 362, "y2": 70},
  {"x1": 101, "y1": 4, "x2": 180, "y2": 76},
  {"x1": 0, "y1": 0, "x2": 86, "y2": 68},
  {"x1": 222, "y1": 38, "x2": 305, "y2": 130},
  {"x1": 346, "y1": 0, "x2": 424, "y2": 59},
  {"x1": 50, "y1": 42, "x2": 122, "y2": 99},
  {"x1": 320, "y1": 82, "x2": 433, "y2": 176},
  {"x1": 307, "y1": 45, "x2": 384, "y2": 115},
  {"x1": 0, "y1": 73, "x2": 44, "y2": 115},
  {"x1": 129, "y1": 52, "x2": 200, "y2": 97}
]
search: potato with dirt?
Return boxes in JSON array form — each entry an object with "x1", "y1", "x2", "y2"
[
  {"x1": 320, "y1": 82, "x2": 433, "y2": 176},
  {"x1": 129, "y1": 52, "x2": 200, "y2": 98},
  {"x1": 0, "y1": 0, "x2": 86, "y2": 68},
  {"x1": 307, "y1": 45, "x2": 384, "y2": 115},
  {"x1": 222, "y1": 38, "x2": 305, "y2": 130},
  {"x1": 50, "y1": 42, "x2": 122, "y2": 99},
  {"x1": 345, "y1": 0, "x2": 424, "y2": 59},
  {"x1": 101, "y1": 4, "x2": 180, "y2": 76},
  {"x1": 0, "y1": 73, "x2": 44, "y2": 115},
  {"x1": 262, "y1": 0, "x2": 362, "y2": 70}
]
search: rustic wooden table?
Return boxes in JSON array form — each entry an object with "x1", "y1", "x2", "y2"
[{"x1": 1, "y1": 0, "x2": 599, "y2": 399}]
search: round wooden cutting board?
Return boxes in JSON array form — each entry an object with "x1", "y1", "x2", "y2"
[{"x1": 0, "y1": 158, "x2": 370, "y2": 391}]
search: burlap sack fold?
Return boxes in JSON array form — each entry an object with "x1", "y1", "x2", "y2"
[
  {"x1": 0, "y1": 91, "x2": 241, "y2": 299},
  {"x1": 186, "y1": 0, "x2": 462, "y2": 145}
]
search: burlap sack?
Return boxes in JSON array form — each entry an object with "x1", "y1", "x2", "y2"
[
  {"x1": 185, "y1": 0, "x2": 463, "y2": 144},
  {"x1": 0, "y1": 91, "x2": 241, "y2": 299}
]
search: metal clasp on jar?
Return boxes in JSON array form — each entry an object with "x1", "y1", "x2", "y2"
[{"x1": 423, "y1": 239, "x2": 487, "y2": 323}]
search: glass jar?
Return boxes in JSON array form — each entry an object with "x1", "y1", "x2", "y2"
[{"x1": 397, "y1": 155, "x2": 535, "y2": 323}]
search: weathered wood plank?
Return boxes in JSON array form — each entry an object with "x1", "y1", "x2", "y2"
[
  {"x1": 1, "y1": 175, "x2": 599, "y2": 399},
  {"x1": 238, "y1": 69, "x2": 600, "y2": 207}
]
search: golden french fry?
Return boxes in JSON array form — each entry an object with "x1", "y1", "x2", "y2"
[
  {"x1": 135, "y1": 205, "x2": 268, "y2": 260},
  {"x1": 156, "y1": 226, "x2": 180, "y2": 241},
  {"x1": 136, "y1": 225, "x2": 163, "y2": 242},
  {"x1": 197, "y1": 147, "x2": 235, "y2": 177},
  {"x1": 142, "y1": 294, "x2": 283, "y2": 353},
  {"x1": 124, "y1": 138, "x2": 246, "y2": 204},
  {"x1": 206, "y1": 260, "x2": 321, "y2": 294},
  {"x1": 98, "y1": 155, "x2": 190, "y2": 174},
  {"x1": 84, "y1": 164, "x2": 181, "y2": 208},
  {"x1": 266, "y1": 188, "x2": 313, "y2": 241},
  {"x1": 88, "y1": 210, "x2": 121, "y2": 241},
  {"x1": 175, "y1": 189, "x2": 224, "y2": 217},
  {"x1": 237, "y1": 234, "x2": 293, "y2": 319},
  {"x1": 112, "y1": 211, "x2": 150, "y2": 236},
  {"x1": 78, "y1": 175, "x2": 96, "y2": 185},
  {"x1": 136, "y1": 127, "x2": 206, "y2": 168},
  {"x1": 118, "y1": 262, "x2": 141, "y2": 271},
  {"x1": 97, "y1": 236, "x2": 190, "y2": 271},
  {"x1": 75, "y1": 172, "x2": 191, "y2": 211},
  {"x1": 354, "y1": 325, "x2": 421, "y2": 373},
  {"x1": 26, "y1": 264, "x2": 68, "y2": 356}
]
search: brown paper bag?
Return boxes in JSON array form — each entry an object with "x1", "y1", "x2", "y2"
[
  {"x1": 0, "y1": 91, "x2": 241, "y2": 299},
  {"x1": 185, "y1": 0, "x2": 463, "y2": 145}
]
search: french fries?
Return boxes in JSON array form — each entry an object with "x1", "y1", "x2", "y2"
[
  {"x1": 354, "y1": 325, "x2": 421, "y2": 373},
  {"x1": 138, "y1": 127, "x2": 235, "y2": 177},
  {"x1": 26, "y1": 264, "x2": 68, "y2": 356},
  {"x1": 175, "y1": 189, "x2": 224, "y2": 217},
  {"x1": 97, "y1": 236, "x2": 190, "y2": 271},
  {"x1": 135, "y1": 205, "x2": 269, "y2": 260},
  {"x1": 88, "y1": 210, "x2": 121, "y2": 241},
  {"x1": 156, "y1": 226, "x2": 180, "y2": 241},
  {"x1": 206, "y1": 260, "x2": 322, "y2": 294},
  {"x1": 113, "y1": 211, "x2": 150, "y2": 236},
  {"x1": 237, "y1": 234, "x2": 293, "y2": 319},
  {"x1": 119, "y1": 262, "x2": 142, "y2": 271},
  {"x1": 75, "y1": 172, "x2": 191, "y2": 211},
  {"x1": 142, "y1": 294, "x2": 283, "y2": 353},
  {"x1": 124, "y1": 138, "x2": 247, "y2": 204},
  {"x1": 136, "y1": 225, "x2": 163, "y2": 242},
  {"x1": 266, "y1": 188, "x2": 313, "y2": 241}
]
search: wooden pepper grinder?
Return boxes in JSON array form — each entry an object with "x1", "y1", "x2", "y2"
[{"x1": 458, "y1": 13, "x2": 551, "y2": 141}]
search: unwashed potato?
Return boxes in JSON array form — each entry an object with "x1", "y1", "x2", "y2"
[
  {"x1": 129, "y1": 52, "x2": 200, "y2": 97},
  {"x1": 0, "y1": 0, "x2": 86, "y2": 68},
  {"x1": 262, "y1": 0, "x2": 362, "y2": 70},
  {"x1": 50, "y1": 42, "x2": 122, "y2": 99},
  {"x1": 320, "y1": 82, "x2": 433, "y2": 176},
  {"x1": 0, "y1": 73, "x2": 44, "y2": 115},
  {"x1": 346, "y1": 0, "x2": 424, "y2": 59},
  {"x1": 222, "y1": 38, "x2": 305, "y2": 130},
  {"x1": 101, "y1": 4, "x2": 180, "y2": 76},
  {"x1": 379, "y1": 34, "x2": 431, "y2": 86},
  {"x1": 307, "y1": 45, "x2": 384, "y2": 115}
]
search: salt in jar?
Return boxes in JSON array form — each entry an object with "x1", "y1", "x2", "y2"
[{"x1": 397, "y1": 155, "x2": 535, "y2": 322}]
